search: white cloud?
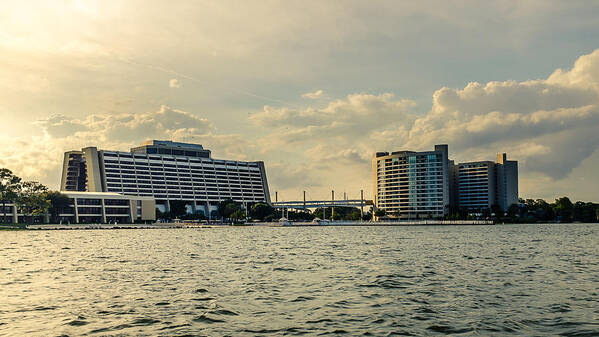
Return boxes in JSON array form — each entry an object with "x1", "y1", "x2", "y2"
[
  {"x1": 169, "y1": 78, "x2": 181, "y2": 88},
  {"x1": 36, "y1": 105, "x2": 214, "y2": 143},
  {"x1": 1, "y1": 105, "x2": 251, "y2": 190},
  {"x1": 401, "y1": 51, "x2": 599, "y2": 179},
  {"x1": 251, "y1": 93, "x2": 415, "y2": 147},
  {"x1": 249, "y1": 48, "x2": 599, "y2": 199},
  {"x1": 302, "y1": 89, "x2": 323, "y2": 99}
]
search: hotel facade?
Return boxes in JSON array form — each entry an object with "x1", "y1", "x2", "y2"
[
  {"x1": 373, "y1": 145, "x2": 451, "y2": 219},
  {"x1": 60, "y1": 140, "x2": 271, "y2": 216},
  {"x1": 373, "y1": 145, "x2": 518, "y2": 218}
]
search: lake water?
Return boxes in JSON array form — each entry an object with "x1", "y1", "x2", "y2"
[{"x1": 1, "y1": 224, "x2": 598, "y2": 336}]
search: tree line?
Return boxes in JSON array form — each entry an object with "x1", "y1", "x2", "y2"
[
  {"x1": 0, "y1": 168, "x2": 70, "y2": 224},
  {"x1": 444, "y1": 197, "x2": 599, "y2": 223},
  {"x1": 156, "y1": 199, "x2": 372, "y2": 223},
  {"x1": 515, "y1": 197, "x2": 599, "y2": 223}
]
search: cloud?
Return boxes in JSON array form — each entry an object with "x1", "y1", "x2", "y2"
[
  {"x1": 169, "y1": 78, "x2": 181, "y2": 88},
  {"x1": 251, "y1": 93, "x2": 415, "y2": 147},
  {"x1": 4, "y1": 45, "x2": 599, "y2": 201},
  {"x1": 1, "y1": 105, "x2": 251, "y2": 189},
  {"x1": 34, "y1": 114, "x2": 89, "y2": 138},
  {"x1": 0, "y1": 135, "x2": 63, "y2": 185},
  {"x1": 401, "y1": 51, "x2": 599, "y2": 178},
  {"x1": 36, "y1": 105, "x2": 214, "y2": 143},
  {"x1": 251, "y1": 48, "x2": 599, "y2": 193},
  {"x1": 302, "y1": 89, "x2": 323, "y2": 99},
  {"x1": 266, "y1": 162, "x2": 322, "y2": 192}
]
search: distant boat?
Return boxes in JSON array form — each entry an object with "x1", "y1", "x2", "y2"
[{"x1": 312, "y1": 217, "x2": 328, "y2": 225}]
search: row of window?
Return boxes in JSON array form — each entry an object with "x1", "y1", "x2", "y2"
[{"x1": 102, "y1": 152, "x2": 260, "y2": 167}]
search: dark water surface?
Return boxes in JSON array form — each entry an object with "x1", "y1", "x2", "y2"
[{"x1": 1, "y1": 224, "x2": 598, "y2": 336}]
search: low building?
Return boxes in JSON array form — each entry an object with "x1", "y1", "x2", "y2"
[{"x1": 1, "y1": 192, "x2": 155, "y2": 224}]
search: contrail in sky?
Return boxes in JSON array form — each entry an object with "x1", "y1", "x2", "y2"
[{"x1": 117, "y1": 55, "x2": 300, "y2": 109}]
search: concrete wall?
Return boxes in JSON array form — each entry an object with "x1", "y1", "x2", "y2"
[
  {"x1": 141, "y1": 199, "x2": 156, "y2": 220},
  {"x1": 82, "y1": 147, "x2": 103, "y2": 192}
]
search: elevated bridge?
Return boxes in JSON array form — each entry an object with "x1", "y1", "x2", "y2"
[
  {"x1": 272, "y1": 199, "x2": 373, "y2": 210},
  {"x1": 271, "y1": 190, "x2": 374, "y2": 220}
]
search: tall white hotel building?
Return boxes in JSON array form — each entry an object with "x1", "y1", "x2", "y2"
[
  {"x1": 373, "y1": 145, "x2": 451, "y2": 219},
  {"x1": 373, "y1": 145, "x2": 518, "y2": 219},
  {"x1": 61, "y1": 140, "x2": 271, "y2": 216}
]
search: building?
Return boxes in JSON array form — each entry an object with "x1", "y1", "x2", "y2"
[
  {"x1": 373, "y1": 145, "x2": 450, "y2": 219},
  {"x1": 373, "y1": 145, "x2": 519, "y2": 218},
  {"x1": 60, "y1": 140, "x2": 271, "y2": 216},
  {"x1": 455, "y1": 153, "x2": 518, "y2": 213},
  {"x1": 495, "y1": 153, "x2": 519, "y2": 211},
  {"x1": 456, "y1": 161, "x2": 496, "y2": 210},
  {"x1": 1, "y1": 191, "x2": 155, "y2": 224}
]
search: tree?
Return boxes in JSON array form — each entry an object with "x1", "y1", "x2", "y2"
[
  {"x1": 374, "y1": 209, "x2": 386, "y2": 217},
  {"x1": 572, "y1": 202, "x2": 599, "y2": 223},
  {"x1": 45, "y1": 191, "x2": 71, "y2": 223},
  {"x1": 230, "y1": 209, "x2": 246, "y2": 222},
  {"x1": 490, "y1": 204, "x2": 502, "y2": 218},
  {"x1": 596, "y1": 207, "x2": 599, "y2": 222},
  {"x1": 217, "y1": 199, "x2": 242, "y2": 220},
  {"x1": 14, "y1": 181, "x2": 50, "y2": 224},
  {"x1": 250, "y1": 202, "x2": 275, "y2": 221},
  {"x1": 507, "y1": 204, "x2": 519, "y2": 219},
  {"x1": 553, "y1": 197, "x2": 573, "y2": 222},
  {"x1": 169, "y1": 200, "x2": 187, "y2": 218},
  {"x1": 181, "y1": 212, "x2": 207, "y2": 221},
  {"x1": 481, "y1": 207, "x2": 491, "y2": 219},
  {"x1": 156, "y1": 208, "x2": 167, "y2": 219},
  {"x1": 0, "y1": 168, "x2": 21, "y2": 223},
  {"x1": 533, "y1": 199, "x2": 555, "y2": 222}
]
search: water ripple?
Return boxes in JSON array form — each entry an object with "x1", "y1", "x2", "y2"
[{"x1": 0, "y1": 224, "x2": 598, "y2": 336}]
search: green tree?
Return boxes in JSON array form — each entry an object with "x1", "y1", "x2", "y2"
[
  {"x1": 0, "y1": 168, "x2": 21, "y2": 223},
  {"x1": 507, "y1": 203, "x2": 519, "y2": 219},
  {"x1": 374, "y1": 209, "x2": 386, "y2": 217},
  {"x1": 596, "y1": 207, "x2": 599, "y2": 222},
  {"x1": 15, "y1": 181, "x2": 50, "y2": 224},
  {"x1": 217, "y1": 199, "x2": 242, "y2": 220},
  {"x1": 250, "y1": 202, "x2": 275, "y2": 221},
  {"x1": 169, "y1": 200, "x2": 188, "y2": 218},
  {"x1": 230, "y1": 209, "x2": 246, "y2": 222},
  {"x1": 45, "y1": 191, "x2": 71, "y2": 223},
  {"x1": 181, "y1": 212, "x2": 207, "y2": 221},
  {"x1": 572, "y1": 202, "x2": 599, "y2": 223},
  {"x1": 553, "y1": 197, "x2": 573, "y2": 222},
  {"x1": 490, "y1": 204, "x2": 502, "y2": 218},
  {"x1": 156, "y1": 208, "x2": 167, "y2": 219},
  {"x1": 533, "y1": 199, "x2": 554, "y2": 221}
]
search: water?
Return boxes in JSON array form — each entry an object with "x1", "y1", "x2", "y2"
[{"x1": 1, "y1": 224, "x2": 598, "y2": 336}]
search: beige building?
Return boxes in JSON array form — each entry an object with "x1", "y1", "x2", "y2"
[
  {"x1": 373, "y1": 145, "x2": 519, "y2": 218},
  {"x1": 373, "y1": 145, "x2": 451, "y2": 219},
  {"x1": 456, "y1": 153, "x2": 518, "y2": 212},
  {"x1": 1, "y1": 191, "x2": 155, "y2": 224}
]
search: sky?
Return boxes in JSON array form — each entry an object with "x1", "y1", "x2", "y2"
[{"x1": 1, "y1": 0, "x2": 599, "y2": 202}]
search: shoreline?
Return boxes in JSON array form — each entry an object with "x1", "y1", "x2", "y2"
[
  {"x1": 10, "y1": 220, "x2": 494, "y2": 230},
  {"x1": 4, "y1": 220, "x2": 595, "y2": 231}
]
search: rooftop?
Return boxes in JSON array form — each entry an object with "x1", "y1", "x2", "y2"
[{"x1": 139, "y1": 140, "x2": 205, "y2": 150}]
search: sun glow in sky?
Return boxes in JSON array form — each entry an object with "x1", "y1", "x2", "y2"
[{"x1": 1, "y1": 0, "x2": 599, "y2": 201}]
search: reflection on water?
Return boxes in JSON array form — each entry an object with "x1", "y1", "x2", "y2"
[{"x1": 1, "y1": 224, "x2": 598, "y2": 336}]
